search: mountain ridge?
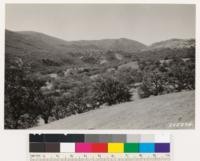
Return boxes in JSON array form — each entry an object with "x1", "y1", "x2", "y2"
[
  {"x1": 5, "y1": 29, "x2": 195, "y2": 72},
  {"x1": 7, "y1": 30, "x2": 147, "y2": 52},
  {"x1": 7, "y1": 29, "x2": 195, "y2": 48},
  {"x1": 148, "y1": 38, "x2": 195, "y2": 50}
]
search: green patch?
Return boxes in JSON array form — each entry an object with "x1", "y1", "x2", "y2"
[{"x1": 124, "y1": 143, "x2": 139, "y2": 153}]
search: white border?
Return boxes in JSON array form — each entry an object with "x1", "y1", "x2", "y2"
[{"x1": 0, "y1": 1, "x2": 200, "y2": 161}]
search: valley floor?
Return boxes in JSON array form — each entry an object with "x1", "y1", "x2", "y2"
[{"x1": 33, "y1": 90, "x2": 195, "y2": 129}]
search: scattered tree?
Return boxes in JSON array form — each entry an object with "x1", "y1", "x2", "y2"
[{"x1": 92, "y1": 75, "x2": 132, "y2": 106}]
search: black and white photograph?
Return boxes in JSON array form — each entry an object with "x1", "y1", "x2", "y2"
[{"x1": 5, "y1": 4, "x2": 195, "y2": 129}]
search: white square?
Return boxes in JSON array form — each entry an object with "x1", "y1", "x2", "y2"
[
  {"x1": 155, "y1": 134, "x2": 171, "y2": 143},
  {"x1": 140, "y1": 135, "x2": 155, "y2": 143},
  {"x1": 60, "y1": 143, "x2": 75, "y2": 153}
]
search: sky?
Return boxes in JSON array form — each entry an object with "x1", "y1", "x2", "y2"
[{"x1": 6, "y1": 4, "x2": 195, "y2": 45}]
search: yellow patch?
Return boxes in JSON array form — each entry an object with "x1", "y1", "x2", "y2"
[{"x1": 108, "y1": 143, "x2": 124, "y2": 153}]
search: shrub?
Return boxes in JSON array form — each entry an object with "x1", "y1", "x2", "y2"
[
  {"x1": 5, "y1": 64, "x2": 45, "y2": 128},
  {"x1": 138, "y1": 71, "x2": 166, "y2": 98},
  {"x1": 92, "y1": 75, "x2": 132, "y2": 106},
  {"x1": 138, "y1": 81, "x2": 152, "y2": 98},
  {"x1": 38, "y1": 96, "x2": 55, "y2": 124},
  {"x1": 138, "y1": 56, "x2": 195, "y2": 98},
  {"x1": 167, "y1": 57, "x2": 195, "y2": 91},
  {"x1": 115, "y1": 67, "x2": 143, "y2": 86}
]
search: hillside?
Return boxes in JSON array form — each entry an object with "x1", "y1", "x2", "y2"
[
  {"x1": 72, "y1": 38, "x2": 147, "y2": 53},
  {"x1": 33, "y1": 90, "x2": 195, "y2": 129},
  {"x1": 5, "y1": 30, "x2": 195, "y2": 72},
  {"x1": 5, "y1": 30, "x2": 80, "y2": 70},
  {"x1": 5, "y1": 30, "x2": 147, "y2": 69},
  {"x1": 137, "y1": 38, "x2": 195, "y2": 60},
  {"x1": 149, "y1": 38, "x2": 195, "y2": 50}
]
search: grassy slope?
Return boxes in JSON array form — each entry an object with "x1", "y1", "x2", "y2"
[
  {"x1": 33, "y1": 90, "x2": 195, "y2": 129},
  {"x1": 5, "y1": 30, "x2": 147, "y2": 71}
]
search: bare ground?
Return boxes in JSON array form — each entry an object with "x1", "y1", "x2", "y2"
[{"x1": 33, "y1": 90, "x2": 195, "y2": 129}]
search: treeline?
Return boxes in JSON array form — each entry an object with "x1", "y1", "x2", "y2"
[
  {"x1": 130, "y1": 47, "x2": 195, "y2": 61},
  {"x1": 5, "y1": 62, "x2": 133, "y2": 129},
  {"x1": 138, "y1": 57, "x2": 195, "y2": 98},
  {"x1": 5, "y1": 55, "x2": 195, "y2": 129}
]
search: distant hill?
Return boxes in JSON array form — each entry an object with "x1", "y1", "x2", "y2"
[
  {"x1": 137, "y1": 38, "x2": 195, "y2": 61},
  {"x1": 72, "y1": 38, "x2": 147, "y2": 53},
  {"x1": 5, "y1": 29, "x2": 195, "y2": 72},
  {"x1": 5, "y1": 30, "x2": 147, "y2": 70},
  {"x1": 5, "y1": 30, "x2": 81, "y2": 69},
  {"x1": 147, "y1": 38, "x2": 195, "y2": 50}
]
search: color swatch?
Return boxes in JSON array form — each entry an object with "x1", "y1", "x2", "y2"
[
  {"x1": 108, "y1": 143, "x2": 124, "y2": 153},
  {"x1": 30, "y1": 134, "x2": 170, "y2": 153},
  {"x1": 124, "y1": 143, "x2": 139, "y2": 153}
]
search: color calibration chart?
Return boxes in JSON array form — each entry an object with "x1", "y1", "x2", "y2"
[{"x1": 29, "y1": 134, "x2": 171, "y2": 161}]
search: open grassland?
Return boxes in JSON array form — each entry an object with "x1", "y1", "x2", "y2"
[{"x1": 34, "y1": 90, "x2": 194, "y2": 129}]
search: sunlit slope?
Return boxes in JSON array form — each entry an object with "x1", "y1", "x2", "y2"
[{"x1": 34, "y1": 90, "x2": 194, "y2": 129}]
